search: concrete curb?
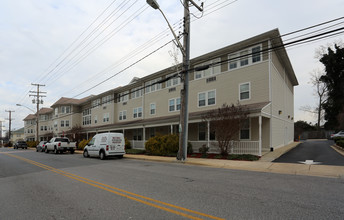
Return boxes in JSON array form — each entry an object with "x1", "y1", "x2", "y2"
[{"x1": 124, "y1": 154, "x2": 344, "y2": 179}]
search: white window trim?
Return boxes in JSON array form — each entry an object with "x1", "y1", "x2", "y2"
[
  {"x1": 239, "y1": 118, "x2": 251, "y2": 140},
  {"x1": 103, "y1": 113, "x2": 110, "y2": 122},
  {"x1": 228, "y1": 44, "x2": 262, "y2": 71},
  {"x1": 119, "y1": 110, "x2": 127, "y2": 121},
  {"x1": 197, "y1": 90, "x2": 216, "y2": 108},
  {"x1": 168, "y1": 98, "x2": 181, "y2": 112},
  {"x1": 133, "y1": 107, "x2": 143, "y2": 118},
  {"x1": 194, "y1": 58, "x2": 221, "y2": 80},
  {"x1": 131, "y1": 87, "x2": 143, "y2": 99},
  {"x1": 239, "y1": 82, "x2": 251, "y2": 101},
  {"x1": 119, "y1": 91, "x2": 129, "y2": 103},
  {"x1": 145, "y1": 78, "x2": 162, "y2": 94},
  {"x1": 150, "y1": 103, "x2": 156, "y2": 115},
  {"x1": 166, "y1": 73, "x2": 181, "y2": 88}
]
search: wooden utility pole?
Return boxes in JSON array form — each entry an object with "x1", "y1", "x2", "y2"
[
  {"x1": 5, "y1": 110, "x2": 14, "y2": 142},
  {"x1": 29, "y1": 83, "x2": 46, "y2": 142}
]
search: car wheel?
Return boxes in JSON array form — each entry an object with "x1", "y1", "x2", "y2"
[
  {"x1": 36, "y1": 148, "x2": 39, "y2": 152},
  {"x1": 99, "y1": 151, "x2": 106, "y2": 160},
  {"x1": 70, "y1": 149, "x2": 74, "y2": 154},
  {"x1": 117, "y1": 155, "x2": 123, "y2": 159},
  {"x1": 54, "y1": 147, "x2": 58, "y2": 154},
  {"x1": 83, "y1": 150, "x2": 89, "y2": 158}
]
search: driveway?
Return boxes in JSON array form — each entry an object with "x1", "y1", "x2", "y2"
[{"x1": 273, "y1": 140, "x2": 344, "y2": 166}]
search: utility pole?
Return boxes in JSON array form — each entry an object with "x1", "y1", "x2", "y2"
[
  {"x1": 5, "y1": 110, "x2": 15, "y2": 142},
  {"x1": 29, "y1": 83, "x2": 46, "y2": 142},
  {"x1": 178, "y1": 0, "x2": 203, "y2": 161}
]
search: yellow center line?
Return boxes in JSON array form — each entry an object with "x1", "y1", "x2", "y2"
[{"x1": 5, "y1": 153, "x2": 225, "y2": 220}]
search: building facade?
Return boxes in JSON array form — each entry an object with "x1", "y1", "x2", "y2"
[{"x1": 23, "y1": 29, "x2": 298, "y2": 156}]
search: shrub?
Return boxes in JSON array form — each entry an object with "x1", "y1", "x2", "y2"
[
  {"x1": 78, "y1": 138, "x2": 92, "y2": 150},
  {"x1": 145, "y1": 134, "x2": 179, "y2": 156},
  {"x1": 337, "y1": 140, "x2": 344, "y2": 149},
  {"x1": 27, "y1": 141, "x2": 39, "y2": 148},
  {"x1": 227, "y1": 154, "x2": 260, "y2": 161},
  {"x1": 199, "y1": 144, "x2": 209, "y2": 158},
  {"x1": 126, "y1": 149, "x2": 146, "y2": 154},
  {"x1": 125, "y1": 137, "x2": 131, "y2": 149},
  {"x1": 334, "y1": 137, "x2": 344, "y2": 143}
]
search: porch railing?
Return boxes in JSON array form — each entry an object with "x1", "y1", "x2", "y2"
[
  {"x1": 130, "y1": 139, "x2": 260, "y2": 156},
  {"x1": 189, "y1": 141, "x2": 260, "y2": 155}
]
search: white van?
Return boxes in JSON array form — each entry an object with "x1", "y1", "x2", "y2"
[{"x1": 83, "y1": 133, "x2": 125, "y2": 160}]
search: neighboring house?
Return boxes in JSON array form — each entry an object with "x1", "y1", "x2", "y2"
[
  {"x1": 11, "y1": 127, "x2": 24, "y2": 143},
  {"x1": 22, "y1": 29, "x2": 298, "y2": 156},
  {"x1": 23, "y1": 108, "x2": 53, "y2": 141}
]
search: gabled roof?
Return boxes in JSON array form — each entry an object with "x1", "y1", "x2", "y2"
[
  {"x1": 51, "y1": 95, "x2": 94, "y2": 107},
  {"x1": 39, "y1": 107, "x2": 53, "y2": 114},
  {"x1": 12, "y1": 127, "x2": 24, "y2": 134},
  {"x1": 23, "y1": 114, "x2": 36, "y2": 121}
]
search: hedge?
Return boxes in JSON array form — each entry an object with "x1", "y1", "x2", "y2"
[
  {"x1": 337, "y1": 140, "x2": 344, "y2": 149},
  {"x1": 145, "y1": 134, "x2": 193, "y2": 156}
]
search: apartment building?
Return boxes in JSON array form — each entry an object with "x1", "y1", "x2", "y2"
[{"x1": 23, "y1": 29, "x2": 298, "y2": 156}]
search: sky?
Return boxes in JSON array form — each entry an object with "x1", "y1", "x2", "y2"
[{"x1": 0, "y1": 0, "x2": 343, "y2": 132}]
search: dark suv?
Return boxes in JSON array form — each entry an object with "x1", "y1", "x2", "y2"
[{"x1": 14, "y1": 141, "x2": 28, "y2": 149}]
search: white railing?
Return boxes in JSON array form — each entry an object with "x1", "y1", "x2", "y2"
[
  {"x1": 130, "y1": 140, "x2": 260, "y2": 155},
  {"x1": 189, "y1": 140, "x2": 260, "y2": 155},
  {"x1": 130, "y1": 140, "x2": 145, "y2": 149}
]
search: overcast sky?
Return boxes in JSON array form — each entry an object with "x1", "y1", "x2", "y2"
[{"x1": 1, "y1": 0, "x2": 343, "y2": 131}]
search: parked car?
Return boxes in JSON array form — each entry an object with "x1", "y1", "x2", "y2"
[
  {"x1": 14, "y1": 141, "x2": 28, "y2": 149},
  {"x1": 45, "y1": 137, "x2": 76, "y2": 154},
  {"x1": 331, "y1": 131, "x2": 344, "y2": 139},
  {"x1": 83, "y1": 133, "x2": 125, "y2": 160},
  {"x1": 36, "y1": 141, "x2": 47, "y2": 152}
]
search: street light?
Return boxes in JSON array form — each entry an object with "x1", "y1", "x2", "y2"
[
  {"x1": 16, "y1": 104, "x2": 35, "y2": 113},
  {"x1": 146, "y1": 0, "x2": 185, "y2": 56},
  {"x1": 17, "y1": 103, "x2": 39, "y2": 142}
]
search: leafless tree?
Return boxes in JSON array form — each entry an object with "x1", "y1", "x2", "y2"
[
  {"x1": 203, "y1": 103, "x2": 248, "y2": 156},
  {"x1": 300, "y1": 69, "x2": 328, "y2": 129}
]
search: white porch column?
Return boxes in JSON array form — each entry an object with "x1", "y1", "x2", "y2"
[
  {"x1": 259, "y1": 115, "x2": 262, "y2": 156},
  {"x1": 207, "y1": 121, "x2": 210, "y2": 149},
  {"x1": 171, "y1": 124, "x2": 173, "y2": 134},
  {"x1": 143, "y1": 126, "x2": 146, "y2": 142}
]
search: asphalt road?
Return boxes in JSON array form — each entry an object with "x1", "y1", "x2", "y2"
[
  {"x1": 273, "y1": 140, "x2": 344, "y2": 166},
  {"x1": 1, "y1": 147, "x2": 344, "y2": 219}
]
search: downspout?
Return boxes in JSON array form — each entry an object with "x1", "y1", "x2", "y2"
[{"x1": 269, "y1": 39, "x2": 273, "y2": 151}]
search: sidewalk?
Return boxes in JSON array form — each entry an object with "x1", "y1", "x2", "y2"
[{"x1": 124, "y1": 142, "x2": 344, "y2": 179}]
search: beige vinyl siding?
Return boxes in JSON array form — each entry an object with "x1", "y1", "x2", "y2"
[
  {"x1": 189, "y1": 61, "x2": 269, "y2": 113},
  {"x1": 144, "y1": 84, "x2": 182, "y2": 119},
  {"x1": 116, "y1": 96, "x2": 143, "y2": 122}
]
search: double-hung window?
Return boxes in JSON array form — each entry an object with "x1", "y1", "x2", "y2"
[
  {"x1": 103, "y1": 113, "x2": 110, "y2": 122},
  {"x1": 119, "y1": 92, "x2": 128, "y2": 103},
  {"x1": 168, "y1": 98, "x2": 181, "y2": 112},
  {"x1": 240, "y1": 50, "x2": 249, "y2": 66},
  {"x1": 131, "y1": 87, "x2": 142, "y2": 99},
  {"x1": 133, "y1": 107, "x2": 142, "y2": 118},
  {"x1": 252, "y1": 46, "x2": 261, "y2": 63},
  {"x1": 119, "y1": 111, "x2": 127, "y2": 121},
  {"x1": 150, "y1": 103, "x2": 156, "y2": 115},
  {"x1": 239, "y1": 82, "x2": 250, "y2": 101},
  {"x1": 166, "y1": 73, "x2": 180, "y2": 87},
  {"x1": 229, "y1": 44, "x2": 262, "y2": 70},
  {"x1": 194, "y1": 58, "x2": 221, "y2": 79},
  {"x1": 198, "y1": 90, "x2": 216, "y2": 107},
  {"x1": 229, "y1": 54, "x2": 238, "y2": 70},
  {"x1": 61, "y1": 120, "x2": 65, "y2": 127}
]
